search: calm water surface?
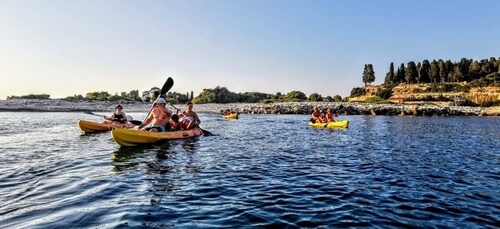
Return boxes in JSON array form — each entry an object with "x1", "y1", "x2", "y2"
[{"x1": 0, "y1": 112, "x2": 499, "y2": 228}]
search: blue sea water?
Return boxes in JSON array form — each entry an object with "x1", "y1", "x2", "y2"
[{"x1": 0, "y1": 112, "x2": 498, "y2": 228}]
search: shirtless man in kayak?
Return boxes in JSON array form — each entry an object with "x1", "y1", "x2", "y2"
[{"x1": 138, "y1": 97, "x2": 172, "y2": 132}]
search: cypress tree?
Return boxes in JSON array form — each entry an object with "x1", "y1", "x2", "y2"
[
  {"x1": 367, "y1": 64, "x2": 376, "y2": 85},
  {"x1": 406, "y1": 61, "x2": 418, "y2": 84},
  {"x1": 362, "y1": 64, "x2": 369, "y2": 86}
]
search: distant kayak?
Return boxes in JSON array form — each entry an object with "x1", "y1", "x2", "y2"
[
  {"x1": 308, "y1": 120, "x2": 349, "y2": 128},
  {"x1": 111, "y1": 128, "x2": 203, "y2": 147},
  {"x1": 78, "y1": 120, "x2": 132, "y2": 134},
  {"x1": 224, "y1": 113, "x2": 239, "y2": 119}
]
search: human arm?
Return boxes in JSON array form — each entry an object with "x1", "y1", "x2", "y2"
[{"x1": 138, "y1": 111, "x2": 154, "y2": 130}]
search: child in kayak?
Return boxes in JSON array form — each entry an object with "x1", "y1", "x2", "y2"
[{"x1": 169, "y1": 114, "x2": 184, "y2": 131}]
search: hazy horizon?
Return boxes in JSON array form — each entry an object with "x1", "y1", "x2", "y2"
[{"x1": 1, "y1": 0, "x2": 499, "y2": 99}]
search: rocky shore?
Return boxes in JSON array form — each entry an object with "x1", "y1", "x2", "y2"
[{"x1": 0, "y1": 99, "x2": 498, "y2": 116}]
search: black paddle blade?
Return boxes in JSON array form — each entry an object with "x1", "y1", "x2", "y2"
[
  {"x1": 161, "y1": 77, "x2": 174, "y2": 95},
  {"x1": 200, "y1": 128, "x2": 213, "y2": 136},
  {"x1": 129, "y1": 120, "x2": 142, "y2": 125}
]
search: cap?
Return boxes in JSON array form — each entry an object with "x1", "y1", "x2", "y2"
[{"x1": 155, "y1": 97, "x2": 167, "y2": 104}]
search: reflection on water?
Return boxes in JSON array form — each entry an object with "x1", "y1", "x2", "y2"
[{"x1": 0, "y1": 112, "x2": 499, "y2": 228}]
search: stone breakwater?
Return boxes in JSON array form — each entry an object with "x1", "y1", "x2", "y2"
[{"x1": 0, "y1": 99, "x2": 498, "y2": 116}]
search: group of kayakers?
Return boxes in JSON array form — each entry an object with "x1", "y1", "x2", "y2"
[
  {"x1": 104, "y1": 97, "x2": 201, "y2": 132},
  {"x1": 310, "y1": 106, "x2": 339, "y2": 123}
]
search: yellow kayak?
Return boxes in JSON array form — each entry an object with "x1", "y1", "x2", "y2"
[
  {"x1": 223, "y1": 113, "x2": 239, "y2": 119},
  {"x1": 308, "y1": 120, "x2": 349, "y2": 128},
  {"x1": 111, "y1": 128, "x2": 203, "y2": 147}
]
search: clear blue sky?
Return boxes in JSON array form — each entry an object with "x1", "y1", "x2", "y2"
[{"x1": 1, "y1": 0, "x2": 499, "y2": 99}]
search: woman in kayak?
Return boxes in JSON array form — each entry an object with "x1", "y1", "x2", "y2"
[
  {"x1": 104, "y1": 104, "x2": 132, "y2": 128},
  {"x1": 326, "y1": 107, "x2": 338, "y2": 122},
  {"x1": 138, "y1": 97, "x2": 172, "y2": 132},
  {"x1": 179, "y1": 101, "x2": 201, "y2": 130}
]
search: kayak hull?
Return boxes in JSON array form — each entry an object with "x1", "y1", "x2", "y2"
[
  {"x1": 308, "y1": 120, "x2": 349, "y2": 128},
  {"x1": 78, "y1": 120, "x2": 132, "y2": 133},
  {"x1": 78, "y1": 120, "x2": 112, "y2": 133},
  {"x1": 111, "y1": 128, "x2": 203, "y2": 147},
  {"x1": 224, "y1": 113, "x2": 239, "y2": 119}
]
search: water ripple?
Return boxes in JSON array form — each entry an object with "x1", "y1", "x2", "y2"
[{"x1": 0, "y1": 113, "x2": 499, "y2": 228}]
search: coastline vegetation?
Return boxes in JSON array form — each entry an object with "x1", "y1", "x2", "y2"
[{"x1": 6, "y1": 57, "x2": 498, "y2": 106}]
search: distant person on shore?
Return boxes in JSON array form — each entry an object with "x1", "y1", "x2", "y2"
[
  {"x1": 103, "y1": 104, "x2": 131, "y2": 127},
  {"x1": 179, "y1": 101, "x2": 201, "y2": 130},
  {"x1": 138, "y1": 97, "x2": 172, "y2": 132},
  {"x1": 311, "y1": 106, "x2": 324, "y2": 123}
]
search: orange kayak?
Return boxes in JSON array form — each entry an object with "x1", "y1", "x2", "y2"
[{"x1": 78, "y1": 120, "x2": 132, "y2": 134}]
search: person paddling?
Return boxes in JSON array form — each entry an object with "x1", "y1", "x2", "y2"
[
  {"x1": 103, "y1": 104, "x2": 132, "y2": 128},
  {"x1": 311, "y1": 106, "x2": 324, "y2": 123},
  {"x1": 138, "y1": 97, "x2": 172, "y2": 132},
  {"x1": 326, "y1": 107, "x2": 337, "y2": 122}
]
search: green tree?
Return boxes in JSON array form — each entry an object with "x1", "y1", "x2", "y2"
[
  {"x1": 430, "y1": 60, "x2": 439, "y2": 83},
  {"x1": 420, "y1": 59, "x2": 431, "y2": 83},
  {"x1": 438, "y1": 59, "x2": 447, "y2": 83},
  {"x1": 363, "y1": 64, "x2": 375, "y2": 85},
  {"x1": 333, "y1": 95, "x2": 342, "y2": 102},
  {"x1": 85, "y1": 91, "x2": 111, "y2": 101},
  {"x1": 405, "y1": 61, "x2": 418, "y2": 84},
  {"x1": 142, "y1": 90, "x2": 152, "y2": 102},
  {"x1": 308, "y1": 93, "x2": 323, "y2": 101},
  {"x1": 469, "y1": 60, "x2": 481, "y2": 80},
  {"x1": 128, "y1": 90, "x2": 141, "y2": 101},
  {"x1": 384, "y1": 62, "x2": 395, "y2": 85},
  {"x1": 323, "y1": 96, "x2": 333, "y2": 102},
  {"x1": 396, "y1": 63, "x2": 406, "y2": 84},
  {"x1": 285, "y1": 91, "x2": 307, "y2": 101},
  {"x1": 350, "y1": 87, "x2": 365, "y2": 97},
  {"x1": 451, "y1": 66, "x2": 462, "y2": 82}
]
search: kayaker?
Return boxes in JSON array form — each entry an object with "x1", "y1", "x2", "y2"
[
  {"x1": 168, "y1": 114, "x2": 183, "y2": 131},
  {"x1": 326, "y1": 107, "x2": 337, "y2": 122},
  {"x1": 103, "y1": 104, "x2": 128, "y2": 126},
  {"x1": 179, "y1": 101, "x2": 201, "y2": 130},
  {"x1": 311, "y1": 106, "x2": 324, "y2": 123},
  {"x1": 138, "y1": 97, "x2": 172, "y2": 132}
]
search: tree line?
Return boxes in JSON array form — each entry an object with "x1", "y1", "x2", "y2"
[
  {"x1": 8, "y1": 87, "x2": 342, "y2": 104},
  {"x1": 191, "y1": 86, "x2": 343, "y2": 103},
  {"x1": 383, "y1": 57, "x2": 500, "y2": 86}
]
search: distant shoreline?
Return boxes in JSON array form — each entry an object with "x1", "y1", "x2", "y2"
[{"x1": 0, "y1": 99, "x2": 498, "y2": 116}]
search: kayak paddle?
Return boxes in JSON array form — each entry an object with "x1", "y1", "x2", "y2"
[{"x1": 83, "y1": 111, "x2": 142, "y2": 125}]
